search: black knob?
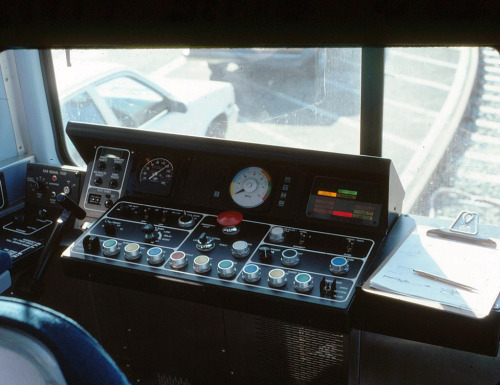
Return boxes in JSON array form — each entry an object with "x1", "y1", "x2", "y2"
[
  {"x1": 144, "y1": 232, "x2": 158, "y2": 243},
  {"x1": 104, "y1": 200, "x2": 114, "y2": 209},
  {"x1": 259, "y1": 247, "x2": 274, "y2": 263},
  {"x1": 112, "y1": 164, "x2": 122, "y2": 173},
  {"x1": 29, "y1": 181, "x2": 40, "y2": 193},
  {"x1": 320, "y1": 277, "x2": 336, "y2": 298},
  {"x1": 109, "y1": 179, "x2": 119, "y2": 189},
  {"x1": 83, "y1": 235, "x2": 100, "y2": 253},
  {"x1": 93, "y1": 177, "x2": 103, "y2": 186},
  {"x1": 142, "y1": 223, "x2": 155, "y2": 234},
  {"x1": 98, "y1": 161, "x2": 106, "y2": 171},
  {"x1": 103, "y1": 219, "x2": 116, "y2": 236}
]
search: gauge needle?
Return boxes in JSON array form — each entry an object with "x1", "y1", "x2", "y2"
[
  {"x1": 233, "y1": 188, "x2": 245, "y2": 194},
  {"x1": 149, "y1": 166, "x2": 168, "y2": 180}
]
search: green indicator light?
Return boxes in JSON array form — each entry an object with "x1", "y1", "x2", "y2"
[{"x1": 338, "y1": 189, "x2": 357, "y2": 196}]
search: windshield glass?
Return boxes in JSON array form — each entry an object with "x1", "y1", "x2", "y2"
[{"x1": 51, "y1": 47, "x2": 500, "y2": 225}]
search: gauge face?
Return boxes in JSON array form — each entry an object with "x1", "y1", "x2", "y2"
[
  {"x1": 230, "y1": 167, "x2": 272, "y2": 208},
  {"x1": 139, "y1": 158, "x2": 174, "y2": 187}
]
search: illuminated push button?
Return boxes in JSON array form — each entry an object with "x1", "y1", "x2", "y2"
[
  {"x1": 269, "y1": 226, "x2": 285, "y2": 243},
  {"x1": 242, "y1": 264, "x2": 261, "y2": 283},
  {"x1": 329, "y1": 257, "x2": 349, "y2": 275},
  {"x1": 146, "y1": 247, "x2": 165, "y2": 266},
  {"x1": 124, "y1": 243, "x2": 141, "y2": 261},
  {"x1": 281, "y1": 248, "x2": 299, "y2": 267},
  {"x1": 217, "y1": 259, "x2": 236, "y2": 278},
  {"x1": 102, "y1": 239, "x2": 119, "y2": 257},
  {"x1": 169, "y1": 251, "x2": 187, "y2": 269},
  {"x1": 231, "y1": 240, "x2": 250, "y2": 258},
  {"x1": 193, "y1": 255, "x2": 212, "y2": 274},
  {"x1": 268, "y1": 268, "x2": 287, "y2": 288},
  {"x1": 178, "y1": 214, "x2": 195, "y2": 228},
  {"x1": 294, "y1": 273, "x2": 313, "y2": 293}
]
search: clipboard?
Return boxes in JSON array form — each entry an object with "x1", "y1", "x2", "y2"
[{"x1": 363, "y1": 217, "x2": 500, "y2": 319}]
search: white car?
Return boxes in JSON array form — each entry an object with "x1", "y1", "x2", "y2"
[{"x1": 56, "y1": 62, "x2": 238, "y2": 138}]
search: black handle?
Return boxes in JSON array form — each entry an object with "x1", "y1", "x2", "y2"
[{"x1": 56, "y1": 193, "x2": 86, "y2": 220}]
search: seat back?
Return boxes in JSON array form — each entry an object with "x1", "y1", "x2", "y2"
[
  {"x1": 0, "y1": 250, "x2": 11, "y2": 294},
  {"x1": 0, "y1": 297, "x2": 130, "y2": 385}
]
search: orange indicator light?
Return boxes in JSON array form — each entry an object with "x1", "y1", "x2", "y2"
[{"x1": 318, "y1": 190, "x2": 337, "y2": 198}]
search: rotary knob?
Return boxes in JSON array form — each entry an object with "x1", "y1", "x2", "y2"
[
  {"x1": 124, "y1": 243, "x2": 141, "y2": 261},
  {"x1": 103, "y1": 219, "x2": 116, "y2": 236},
  {"x1": 146, "y1": 247, "x2": 165, "y2": 266},
  {"x1": 217, "y1": 211, "x2": 243, "y2": 235},
  {"x1": 169, "y1": 251, "x2": 188, "y2": 269},
  {"x1": 329, "y1": 256, "x2": 349, "y2": 275},
  {"x1": 294, "y1": 273, "x2": 313, "y2": 293},
  {"x1": 268, "y1": 268, "x2": 287, "y2": 288},
  {"x1": 142, "y1": 223, "x2": 158, "y2": 243},
  {"x1": 217, "y1": 259, "x2": 236, "y2": 278},
  {"x1": 281, "y1": 248, "x2": 299, "y2": 267},
  {"x1": 102, "y1": 239, "x2": 120, "y2": 257},
  {"x1": 231, "y1": 240, "x2": 250, "y2": 258},
  {"x1": 242, "y1": 264, "x2": 261, "y2": 283},
  {"x1": 269, "y1": 226, "x2": 285, "y2": 243},
  {"x1": 196, "y1": 233, "x2": 215, "y2": 252},
  {"x1": 193, "y1": 255, "x2": 212, "y2": 274}
]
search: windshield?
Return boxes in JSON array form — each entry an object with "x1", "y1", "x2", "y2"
[{"x1": 51, "y1": 47, "x2": 500, "y2": 225}]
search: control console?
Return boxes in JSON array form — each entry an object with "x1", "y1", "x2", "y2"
[
  {"x1": 62, "y1": 123, "x2": 404, "y2": 321},
  {"x1": 70, "y1": 201, "x2": 375, "y2": 309}
]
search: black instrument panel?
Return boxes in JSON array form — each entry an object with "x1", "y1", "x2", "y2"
[{"x1": 63, "y1": 123, "x2": 405, "y2": 326}]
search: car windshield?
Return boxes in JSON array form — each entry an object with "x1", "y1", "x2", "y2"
[{"x1": 51, "y1": 47, "x2": 500, "y2": 226}]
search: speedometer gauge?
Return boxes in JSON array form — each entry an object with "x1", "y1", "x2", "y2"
[
  {"x1": 139, "y1": 158, "x2": 173, "y2": 186},
  {"x1": 230, "y1": 167, "x2": 272, "y2": 208}
]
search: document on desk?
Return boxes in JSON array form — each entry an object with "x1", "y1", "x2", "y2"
[{"x1": 369, "y1": 225, "x2": 500, "y2": 318}]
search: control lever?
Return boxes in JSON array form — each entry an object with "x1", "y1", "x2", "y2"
[{"x1": 21, "y1": 193, "x2": 86, "y2": 297}]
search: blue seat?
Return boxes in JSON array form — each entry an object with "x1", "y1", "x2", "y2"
[
  {"x1": 0, "y1": 250, "x2": 130, "y2": 384},
  {"x1": 0, "y1": 250, "x2": 12, "y2": 294}
]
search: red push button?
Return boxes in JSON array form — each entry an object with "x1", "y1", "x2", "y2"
[{"x1": 217, "y1": 211, "x2": 243, "y2": 227}]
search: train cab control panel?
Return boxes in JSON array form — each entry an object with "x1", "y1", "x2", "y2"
[
  {"x1": 0, "y1": 163, "x2": 84, "y2": 263},
  {"x1": 62, "y1": 122, "x2": 404, "y2": 325}
]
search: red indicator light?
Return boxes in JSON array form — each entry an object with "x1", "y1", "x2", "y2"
[{"x1": 332, "y1": 211, "x2": 353, "y2": 218}]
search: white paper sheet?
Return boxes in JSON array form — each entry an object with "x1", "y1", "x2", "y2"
[{"x1": 369, "y1": 226, "x2": 500, "y2": 318}]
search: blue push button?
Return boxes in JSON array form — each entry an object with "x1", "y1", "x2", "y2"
[
  {"x1": 219, "y1": 260, "x2": 233, "y2": 269},
  {"x1": 148, "y1": 247, "x2": 162, "y2": 256},
  {"x1": 330, "y1": 257, "x2": 349, "y2": 275},
  {"x1": 296, "y1": 273, "x2": 311, "y2": 283},
  {"x1": 244, "y1": 264, "x2": 258, "y2": 273}
]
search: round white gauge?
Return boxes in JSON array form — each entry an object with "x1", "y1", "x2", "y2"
[{"x1": 230, "y1": 167, "x2": 272, "y2": 208}]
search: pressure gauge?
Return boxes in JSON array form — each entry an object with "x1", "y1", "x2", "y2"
[{"x1": 230, "y1": 167, "x2": 272, "y2": 208}]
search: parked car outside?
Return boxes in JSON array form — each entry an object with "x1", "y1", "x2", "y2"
[
  {"x1": 183, "y1": 48, "x2": 326, "y2": 80},
  {"x1": 55, "y1": 62, "x2": 238, "y2": 138}
]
